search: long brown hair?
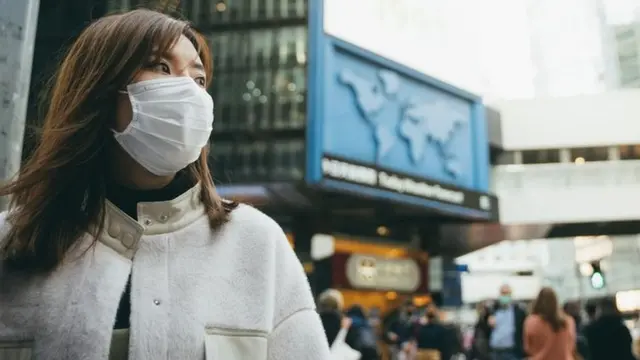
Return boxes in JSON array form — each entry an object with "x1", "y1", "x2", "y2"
[
  {"x1": 0, "y1": 9, "x2": 235, "y2": 272},
  {"x1": 531, "y1": 287, "x2": 567, "y2": 332}
]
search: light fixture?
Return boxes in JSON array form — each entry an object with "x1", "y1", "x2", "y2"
[
  {"x1": 579, "y1": 262, "x2": 593, "y2": 276},
  {"x1": 590, "y1": 261, "x2": 605, "y2": 290},
  {"x1": 574, "y1": 157, "x2": 585, "y2": 165},
  {"x1": 216, "y1": 2, "x2": 227, "y2": 12},
  {"x1": 376, "y1": 226, "x2": 389, "y2": 236}
]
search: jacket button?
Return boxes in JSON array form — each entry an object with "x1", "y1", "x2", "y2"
[
  {"x1": 107, "y1": 223, "x2": 121, "y2": 238},
  {"x1": 121, "y1": 233, "x2": 136, "y2": 248},
  {"x1": 143, "y1": 219, "x2": 152, "y2": 226},
  {"x1": 159, "y1": 214, "x2": 169, "y2": 223},
  {"x1": 153, "y1": 299, "x2": 161, "y2": 306}
]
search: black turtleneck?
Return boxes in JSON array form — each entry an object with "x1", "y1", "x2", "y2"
[{"x1": 107, "y1": 171, "x2": 194, "y2": 330}]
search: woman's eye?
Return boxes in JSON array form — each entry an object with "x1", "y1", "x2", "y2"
[
  {"x1": 195, "y1": 77, "x2": 206, "y2": 87},
  {"x1": 150, "y1": 62, "x2": 170, "y2": 73}
]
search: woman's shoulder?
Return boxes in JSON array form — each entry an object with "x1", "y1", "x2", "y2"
[
  {"x1": 224, "y1": 204, "x2": 317, "y2": 324},
  {"x1": 220, "y1": 203, "x2": 300, "y2": 272},
  {"x1": 524, "y1": 314, "x2": 545, "y2": 327},
  {"x1": 223, "y1": 203, "x2": 288, "y2": 245},
  {"x1": 227, "y1": 203, "x2": 279, "y2": 229},
  {"x1": 209, "y1": 203, "x2": 295, "y2": 265}
]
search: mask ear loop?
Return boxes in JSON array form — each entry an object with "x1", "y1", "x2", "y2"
[{"x1": 113, "y1": 88, "x2": 132, "y2": 135}]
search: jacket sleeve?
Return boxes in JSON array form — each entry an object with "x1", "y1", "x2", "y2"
[
  {"x1": 265, "y1": 218, "x2": 331, "y2": 360},
  {"x1": 268, "y1": 309, "x2": 331, "y2": 360}
]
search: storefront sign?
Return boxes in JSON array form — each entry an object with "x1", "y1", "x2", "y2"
[
  {"x1": 306, "y1": 0, "x2": 499, "y2": 220},
  {"x1": 322, "y1": 155, "x2": 495, "y2": 213},
  {"x1": 345, "y1": 254, "x2": 421, "y2": 292}
]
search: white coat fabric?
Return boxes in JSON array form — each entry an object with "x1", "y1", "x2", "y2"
[
  {"x1": 0, "y1": 183, "x2": 331, "y2": 360},
  {"x1": 329, "y1": 327, "x2": 361, "y2": 360}
]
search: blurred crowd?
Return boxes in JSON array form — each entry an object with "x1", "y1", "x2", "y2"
[
  {"x1": 317, "y1": 289, "x2": 465, "y2": 360},
  {"x1": 318, "y1": 285, "x2": 639, "y2": 360}
]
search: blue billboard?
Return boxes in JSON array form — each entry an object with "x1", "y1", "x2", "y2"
[{"x1": 307, "y1": 0, "x2": 498, "y2": 220}]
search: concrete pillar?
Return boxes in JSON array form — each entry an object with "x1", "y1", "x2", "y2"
[{"x1": 0, "y1": 0, "x2": 40, "y2": 210}]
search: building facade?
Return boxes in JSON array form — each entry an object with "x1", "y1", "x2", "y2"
[
  {"x1": 488, "y1": 90, "x2": 640, "y2": 244},
  {"x1": 526, "y1": 0, "x2": 619, "y2": 97},
  {"x1": 615, "y1": 21, "x2": 640, "y2": 88}
]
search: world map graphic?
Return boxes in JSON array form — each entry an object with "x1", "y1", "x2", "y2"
[{"x1": 337, "y1": 68, "x2": 468, "y2": 179}]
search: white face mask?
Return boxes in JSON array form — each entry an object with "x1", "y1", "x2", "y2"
[{"x1": 113, "y1": 76, "x2": 214, "y2": 176}]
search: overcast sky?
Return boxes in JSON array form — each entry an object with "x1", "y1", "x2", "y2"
[
  {"x1": 450, "y1": 0, "x2": 640, "y2": 100},
  {"x1": 605, "y1": 0, "x2": 640, "y2": 23}
]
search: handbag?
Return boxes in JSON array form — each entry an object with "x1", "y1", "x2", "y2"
[{"x1": 330, "y1": 327, "x2": 362, "y2": 360}]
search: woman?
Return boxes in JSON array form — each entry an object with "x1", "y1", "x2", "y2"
[
  {"x1": 0, "y1": 9, "x2": 329, "y2": 360},
  {"x1": 523, "y1": 287, "x2": 576, "y2": 360}
]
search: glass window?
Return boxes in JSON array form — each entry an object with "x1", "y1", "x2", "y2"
[
  {"x1": 620, "y1": 145, "x2": 640, "y2": 160},
  {"x1": 521, "y1": 149, "x2": 561, "y2": 164},
  {"x1": 210, "y1": 141, "x2": 234, "y2": 183},
  {"x1": 492, "y1": 151, "x2": 518, "y2": 165},
  {"x1": 213, "y1": 73, "x2": 233, "y2": 132},
  {"x1": 255, "y1": 71, "x2": 272, "y2": 129},
  {"x1": 569, "y1": 147, "x2": 609, "y2": 163},
  {"x1": 202, "y1": 0, "x2": 224, "y2": 24},
  {"x1": 272, "y1": 139, "x2": 305, "y2": 181},
  {"x1": 203, "y1": 25, "x2": 307, "y2": 182},
  {"x1": 237, "y1": 32, "x2": 251, "y2": 71},
  {"x1": 251, "y1": 30, "x2": 274, "y2": 70},
  {"x1": 107, "y1": 0, "x2": 150, "y2": 11},
  {"x1": 181, "y1": 0, "x2": 198, "y2": 21},
  {"x1": 617, "y1": 28, "x2": 636, "y2": 40},
  {"x1": 256, "y1": 0, "x2": 269, "y2": 20},
  {"x1": 215, "y1": 33, "x2": 232, "y2": 71}
]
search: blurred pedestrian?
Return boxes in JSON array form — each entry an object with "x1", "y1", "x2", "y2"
[
  {"x1": 584, "y1": 298, "x2": 635, "y2": 360},
  {"x1": 0, "y1": 9, "x2": 328, "y2": 360},
  {"x1": 415, "y1": 305, "x2": 448, "y2": 360},
  {"x1": 385, "y1": 300, "x2": 417, "y2": 360},
  {"x1": 523, "y1": 287, "x2": 576, "y2": 360},
  {"x1": 470, "y1": 302, "x2": 492, "y2": 360},
  {"x1": 319, "y1": 289, "x2": 360, "y2": 351},
  {"x1": 584, "y1": 302, "x2": 598, "y2": 326},
  {"x1": 487, "y1": 284, "x2": 527, "y2": 360},
  {"x1": 347, "y1": 305, "x2": 380, "y2": 360},
  {"x1": 563, "y1": 301, "x2": 590, "y2": 360}
]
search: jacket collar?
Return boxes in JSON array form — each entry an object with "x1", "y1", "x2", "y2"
[{"x1": 99, "y1": 183, "x2": 205, "y2": 259}]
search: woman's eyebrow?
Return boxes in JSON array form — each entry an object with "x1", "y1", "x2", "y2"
[
  {"x1": 164, "y1": 52, "x2": 205, "y2": 72},
  {"x1": 191, "y1": 62, "x2": 205, "y2": 72}
]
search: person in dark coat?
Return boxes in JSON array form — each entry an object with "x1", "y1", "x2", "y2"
[
  {"x1": 563, "y1": 301, "x2": 590, "y2": 360},
  {"x1": 415, "y1": 305, "x2": 449, "y2": 359},
  {"x1": 584, "y1": 298, "x2": 635, "y2": 360},
  {"x1": 384, "y1": 301, "x2": 416, "y2": 359},
  {"x1": 486, "y1": 285, "x2": 527, "y2": 360},
  {"x1": 317, "y1": 289, "x2": 360, "y2": 350},
  {"x1": 346, "y1": 305, "x2": 380, "y2": 360},
  {"x1": 470, "y1": 302, "x2": 492, "y2": 360}
]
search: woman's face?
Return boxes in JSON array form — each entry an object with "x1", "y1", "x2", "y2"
[{"x1": 114, "y1": 35, "x2": 207, "y2": 132}]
